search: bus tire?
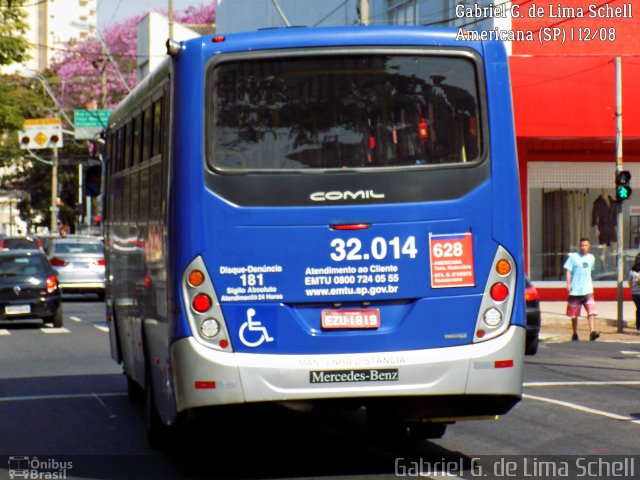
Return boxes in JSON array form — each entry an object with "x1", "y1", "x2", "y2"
[
  {"x1": 407, "y1": 422, "x2": 447, "y2": 440},
  {"x1": 127, "y1": 376, "x2": 144, "y2": 405},
  {"x1": 144, "y1": 366, "x2": 171, "y2": 450}
]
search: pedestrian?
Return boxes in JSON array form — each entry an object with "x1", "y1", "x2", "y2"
[
  {"x1": 627, "y1": 253, "x2": 640, "y2": 331},
  {"x1": 564, "y1": 237, "x2": 600, "y2": 341}
]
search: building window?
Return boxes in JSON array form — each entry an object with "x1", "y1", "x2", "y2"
[
  {"x1": 528, "y1": 162, "x2": 640, "y2": 283},
  {"x1": 448, "y1": 0, "x2": 472, "y2": 28},
  {"x1": 387, "y1": 0, "x2": 417, "y2": 26}
]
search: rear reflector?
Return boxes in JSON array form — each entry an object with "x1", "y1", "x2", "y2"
[
  {"x1": 195, "y1": 381, "x2": 216, "y2": 389},
  {"x1": 494, "y1": 360, "x2": 514, "y2": 369}
]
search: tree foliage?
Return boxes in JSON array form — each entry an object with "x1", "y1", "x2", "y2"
[
  {"x1": 0, "y1": 0, "x2": 30, "y2": 66},
  {"x1": 50, "y1": 3, "x2": 216, "y2": 111},
  {"x1": 1, "y1": 3, "x2": 216, "y2": 232}
]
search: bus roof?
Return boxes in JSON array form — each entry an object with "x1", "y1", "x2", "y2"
[{"x1": 189, "y1": 25, "x2": 495, "y2": 56}]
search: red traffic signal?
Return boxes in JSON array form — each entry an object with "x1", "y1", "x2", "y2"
[{"x1": 615, "y1": 170, "x2": 631, "y2": 186}]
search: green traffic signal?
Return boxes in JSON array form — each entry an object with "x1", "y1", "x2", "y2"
[
  {"x1": 615, "y1": 170, "x2": 632, "y2": 202},
  {"x1": 616, "y1": 185, "x2": 632, "y2": 202}
]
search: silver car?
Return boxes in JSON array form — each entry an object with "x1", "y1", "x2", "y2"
[{"x1": 47, "y1": 236, "x2": 105, "y2": 300}]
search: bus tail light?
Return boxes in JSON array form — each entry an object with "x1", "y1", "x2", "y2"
[
  {"x1": 192, "y1": 293, "x2": 212, "y2": 313},
  {"x1": 474, "y1": 246, "x2": 517, "y2": 343},
  {"x1": 490, "y1": 283, "x2": 508, "y2": 302},
  {"x1": 182, "y1": 257, "x2": 233, "y2": 352},
  {"x1": 496, "y1": 259, "x2": 511, "y2": 276},
  {"x1": 188, "y1": 270, "x2": 205, "y2": 287}
]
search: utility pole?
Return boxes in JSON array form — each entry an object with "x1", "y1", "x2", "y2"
[
  {"x1": 168, "y1": 0, "x2": 174, "y2": 40},
  {"x1": 359, "y1": 0, "x2": 370, "y2": 25},
  {"x1": 51, "y1": 146, "x2": 59, "y2": 234},
  {"x1": 615, "y1": 57, "x2": 624, "y2": 333}
]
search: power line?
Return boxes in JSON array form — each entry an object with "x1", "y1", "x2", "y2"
[{"x1": 314, "y1": 0, "x2": 351, "y2": 26}]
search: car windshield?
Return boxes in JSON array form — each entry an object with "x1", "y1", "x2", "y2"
[
  {"x1": 1, "y1": 238, "x2": 38, "y2": 249},
  {"x1": 53, "y1": 242, "x2": 103, "y2": 254},
  {"x1": 0, "y1": 256, "x2": 49, "y2": 276}
]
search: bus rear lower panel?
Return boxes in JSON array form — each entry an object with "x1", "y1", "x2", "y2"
[{"x1": 170, "y1": 325, "x2": 524, "y2": 420}]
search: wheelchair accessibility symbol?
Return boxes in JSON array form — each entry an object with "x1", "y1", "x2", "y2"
[{"x1": 239, "y1": 308, "x2": 274, "y2": 347}]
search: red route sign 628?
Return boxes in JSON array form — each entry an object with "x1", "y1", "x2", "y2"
[{"x1": 429, "y1": 232, "x2": 475, "y2": 288}]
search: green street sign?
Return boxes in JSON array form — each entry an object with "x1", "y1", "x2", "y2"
[{"x1": 74, "y1": 109, "x2": 111, "y2": 139}]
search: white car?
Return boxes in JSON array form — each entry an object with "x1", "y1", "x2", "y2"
[{"x1": 47, "y1": 236, "x2": 105, "y2": 300}]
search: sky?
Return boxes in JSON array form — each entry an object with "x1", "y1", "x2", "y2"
[{"x1": 97, "y1": 0, "x2": 210, "y2": 30}]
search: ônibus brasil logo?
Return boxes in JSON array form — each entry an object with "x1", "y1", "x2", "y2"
[{"x1": 8, "y1": 456, "x2": 73, "y2": 479}]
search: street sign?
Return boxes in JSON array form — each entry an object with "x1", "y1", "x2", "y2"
[
  {"x1": 74, "y1": 109, "x2": 111, "y2": 140},
  {"x1": 18, "y1": 118, "x2": 63, "y2": 149}
]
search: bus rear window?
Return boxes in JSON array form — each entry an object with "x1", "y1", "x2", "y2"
[{"x1": 206, "y1": 52, "x2": 483, "y2": 171}]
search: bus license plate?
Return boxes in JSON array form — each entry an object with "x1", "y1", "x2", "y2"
[
  {"x1": 5, "y1": 305, "x2": 30, "y2": 315},
  {"x1": 321, "y1": 309, "x2": 380, "y2": 330}
]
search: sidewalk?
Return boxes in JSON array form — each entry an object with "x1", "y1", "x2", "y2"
[{"x1": 539, "y1": 301, "x2": 640, "y2": 343}]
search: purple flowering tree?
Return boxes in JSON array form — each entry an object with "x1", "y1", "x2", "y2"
[{"x1": 50, "y1": 3, "x2": 216, "y2": 111}]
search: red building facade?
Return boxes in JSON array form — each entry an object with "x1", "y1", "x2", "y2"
[{"x1": 508, "y1": 0, "x2": 640, "y2": 299}]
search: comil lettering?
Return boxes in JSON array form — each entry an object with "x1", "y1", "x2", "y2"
[{"x1": 310, "y1": 190, "x2": 385, "y2": 202}]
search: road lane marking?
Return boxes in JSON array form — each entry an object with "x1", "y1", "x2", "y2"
[
  {"x1": 621, "y1": 350, "x2": 640, "y2": 357},
  {"x1": 94, "y1": 323, "x2": 109, "y2": 333},
  {"x1": 0, "y1": 329, "x2": 10, "y2": 335},
  {"x1": 69, "y1": 316, "x2": 82, "y2": 322},
  {"x1": 523, "y1": 393, "x2": 640, "y2": 424},
  {"x1": 40, "y1": 327, "x2": 71, "y2": 334},
  {"x1": 525, "y1": 381, "x2": 640, "y2": 387},
  {"x1": 0, "y1": 392, "x2": 126, "y2": 403}
]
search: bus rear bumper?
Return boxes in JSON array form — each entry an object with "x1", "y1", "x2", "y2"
[{"x1": 171, "y1": 325, "x2": 525, "y2": 415}]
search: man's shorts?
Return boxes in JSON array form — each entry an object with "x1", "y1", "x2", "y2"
[{"x1": 566, "y1": 294, "x2": 598, "y2": 318}]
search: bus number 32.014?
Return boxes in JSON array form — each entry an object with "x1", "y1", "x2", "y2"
[{"x1": 330, "y1": 236, "x2": 418, "y2": 262}]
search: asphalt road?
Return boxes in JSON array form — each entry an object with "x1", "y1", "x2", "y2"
[{"x1": 0, "y1": 298, "x2": 638, "y2": 480}]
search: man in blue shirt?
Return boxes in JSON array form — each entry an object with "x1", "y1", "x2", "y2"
[{"x1": 564, "y1": 238, "x2": 599, "y2": 341}]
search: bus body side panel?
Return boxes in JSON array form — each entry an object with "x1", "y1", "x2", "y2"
[{"x1": 483, "y1": 39, "x2": 526, "y2": 329}]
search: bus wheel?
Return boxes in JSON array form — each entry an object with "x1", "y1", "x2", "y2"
[
  {"x1": 144, "y1": 369, "x2": 171, "y2": 450},
  {"x1": 407, "y1": 422, "x2": 447, "y2": 440},
  {"x1": 127, "y1": 376, "x2": 144, "y2": 405}
]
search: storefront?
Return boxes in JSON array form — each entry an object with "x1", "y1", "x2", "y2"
[{"x1": 510, "y1": 56, "x2": 640, "y2": 299}]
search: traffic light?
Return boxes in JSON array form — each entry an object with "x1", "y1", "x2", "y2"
[{"x1": 615, "y1": 170, "x2": 632, "y2": 203}]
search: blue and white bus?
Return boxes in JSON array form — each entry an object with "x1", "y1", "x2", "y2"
[{"x1": 103, "y1": 26, "x2": 525, "y2": 445}]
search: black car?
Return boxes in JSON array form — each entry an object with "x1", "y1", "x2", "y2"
[
  {"x1": 525, "y1": 277, "x2": 541, "y2": 355},
  {"x1": 0, "y1": 249, "x2": 63, "y2": 327},
  {"x1": 0, "y1": 236, "x2": 43, "y2": 250}
]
